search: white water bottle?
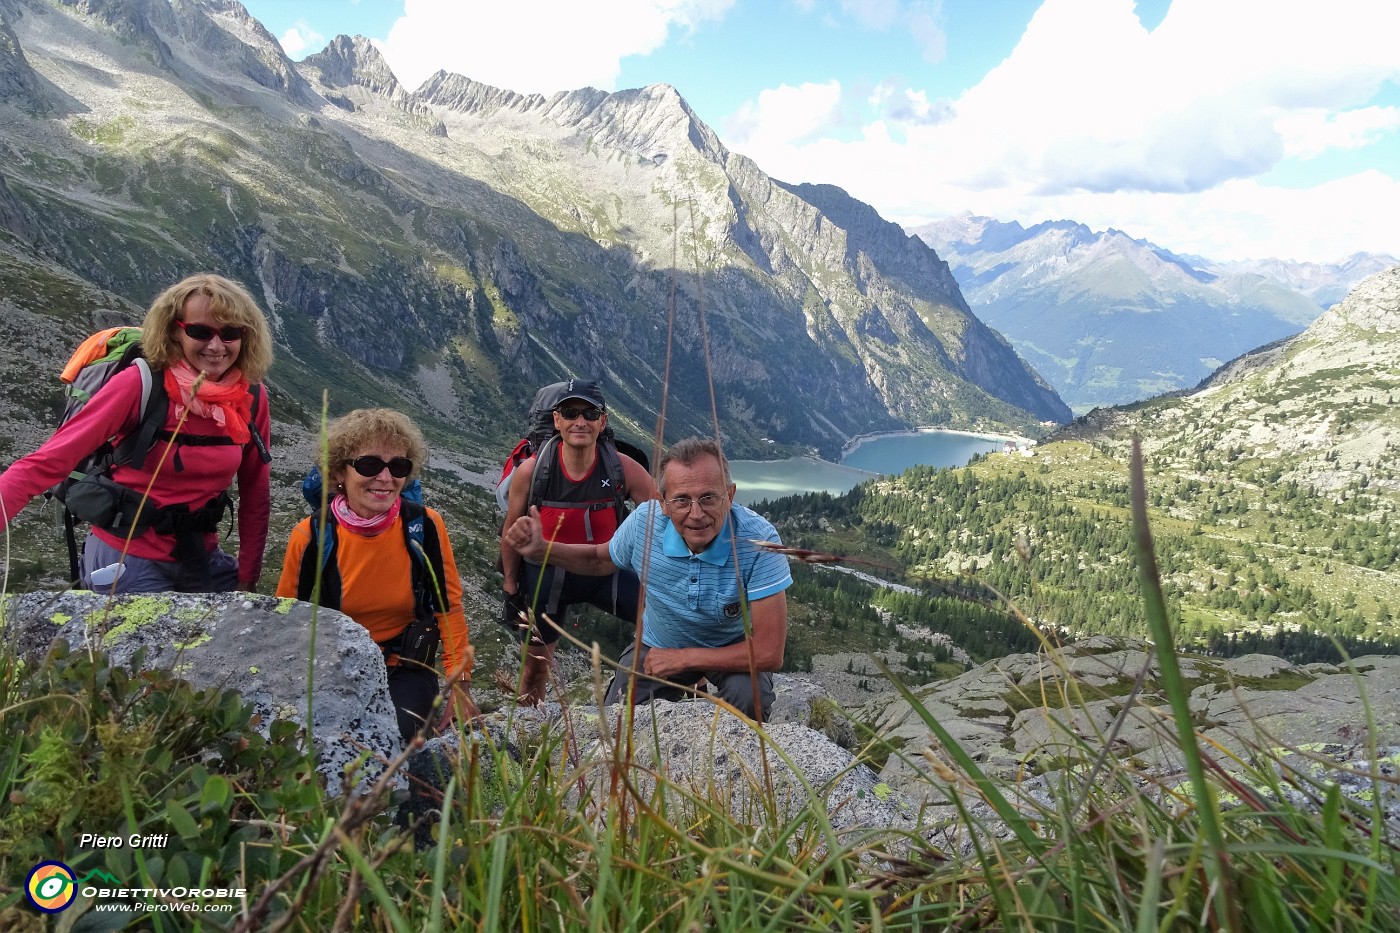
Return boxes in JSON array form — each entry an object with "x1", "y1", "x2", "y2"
[{"x1": 89, "y1": 563, "x2": 126, "y2": 588}]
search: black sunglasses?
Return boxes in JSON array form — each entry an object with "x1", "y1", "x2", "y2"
[
  {"x1": 344, "y1": 456, "x2": 414, "y2": 478},
  {"x1": 176, "y1": 320, "x2": 246, "y2": 342},
  {"x1": 556, "y1": 405, "x2": 603, "y2": 422}
]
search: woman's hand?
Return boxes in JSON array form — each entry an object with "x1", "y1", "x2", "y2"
[{"x1": 441, "y1": 681, "x2": 480, "y2": 729}]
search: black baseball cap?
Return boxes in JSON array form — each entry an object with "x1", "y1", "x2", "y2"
[{"x1": 552, "y1": 379, "x2": 605, "y2": 410}]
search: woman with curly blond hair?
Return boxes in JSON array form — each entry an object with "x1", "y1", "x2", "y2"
[
  {"x1": 0, "y1": 273, "x2": 273, "y2": 592},
  {"x1": 277, "y1": 408, "x2": 478, "y2": 741}
]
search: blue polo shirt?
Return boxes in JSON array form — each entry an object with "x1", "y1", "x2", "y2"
[{"x1": 608, "y1": 500, "x2": 793, "y2": 650}]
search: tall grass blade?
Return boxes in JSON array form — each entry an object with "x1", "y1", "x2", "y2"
[
  {"x1": 1129, "y1": 437, "x2": 1235, "y2": 929},
  {"x1": 333, "y1": 832, "x2": 410, "y2": 933}
]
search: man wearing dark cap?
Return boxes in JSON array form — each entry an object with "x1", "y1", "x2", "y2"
[{"x1": 499, "y1": 380, "x2": 657, "y2": 704}]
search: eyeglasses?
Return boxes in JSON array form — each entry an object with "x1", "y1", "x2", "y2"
[
  {"x1": 345, "y1": 456, "x2": 414, "y2": 478},
  {"x1": 666, "y1": 493, "x2": 724, "y2": 512},
  {"x1": 176, "y1": 320, "x2": 246, "y2": 342},
  {"x1": 556, "y1": 406, "x2": 603, "y2": 422}
]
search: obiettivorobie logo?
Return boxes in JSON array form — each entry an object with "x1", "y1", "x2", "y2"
[
  {"x1": 24, "y1": 862, "x2": 243, "y2": 915},
  {"x1": 25, "y1": 861, "x2": 79, "y2": 913}
]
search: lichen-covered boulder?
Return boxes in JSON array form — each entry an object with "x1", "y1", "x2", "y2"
[{"x1": 1, "y1": 590, "x2": 401, "y2": 791}]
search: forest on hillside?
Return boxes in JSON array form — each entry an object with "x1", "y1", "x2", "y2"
[{"x1": 766, "y1": 451, "x2": 1400, "y2": 666}]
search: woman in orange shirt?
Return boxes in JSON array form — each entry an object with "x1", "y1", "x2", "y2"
[{"x1": 277, "y1": 408, "x2": 477, "y2": 742}]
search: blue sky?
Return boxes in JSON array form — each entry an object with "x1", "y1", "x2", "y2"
[{"x1": 239, "y1": 0, "x2": 1400, "y2": 264}]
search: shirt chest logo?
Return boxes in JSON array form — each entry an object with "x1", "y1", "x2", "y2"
[{"x1": 722, "y1": 601, "x2": 741, "y2": 619}]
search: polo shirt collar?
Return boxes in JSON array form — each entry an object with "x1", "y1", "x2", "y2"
[{"x1": 661, "y1": 509, "x2": 733, "y2": 565}]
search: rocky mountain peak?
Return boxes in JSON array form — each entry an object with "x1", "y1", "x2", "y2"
[
  {"x1": 557, "y1": 81, "x2": 728, "y2": 163},
  {"x1": 1021, "y1": 218, "x2": 1095, "y2": 251},
  {"x1": 413, "y1": 75, "x2": 722, "y2": 166},
  {"x1": 1209, "y1": 253, "x2": 1400, "y2": 310},
  {"x1": 547, "y1": 82, "x2": 726, "y2": 164},
  {"x1": 413, "y1": 70, "x2": 554, "y2": 115},
  {"x1": 61, "y1": 0, "x2": 318, "y2": 108},
  {"x1": 915, "y1": 213, "x2": 1027, "y2": 253},
  {"x1": 302, "y1": 34, "x2": 403, "y2": 100},
  {"x1": 781, "y1": 181, "x2": 966, "y2": 303},
  {"x1": 1305, "y1": 264, "x2": 1400, "y2": 338}
]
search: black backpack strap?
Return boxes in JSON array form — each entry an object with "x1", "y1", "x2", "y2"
[
  {"x1": 596, "y1": 437, "x2": 629, "y2": 524},
  {"x1": 528, "y1": 435, "x2": 562, "y2": 511},
  {"x1": 248, "y1": 384, "x2": 271, "y2": 464},
  {"x1": 151, "y1": 433, "x2": 238, "y2": 446},
  {"x1": 296, "y1": 514, "x2": 342, "y2": 610},
  {"x1": 406, "y1": 501, "x2": 448, "y2": 614},
  {"x1": 378, "y1": 501, "x2": 446, "y2": 667},
  {"x1": 411, "y1": 501, "x2": 445, "y2": 610},
  {"x1": 63, "y1": 509, "x2": 80, "y2": 584},
  {"x1": 117, "y1": 360, "x2": 167, "y2": 471}
]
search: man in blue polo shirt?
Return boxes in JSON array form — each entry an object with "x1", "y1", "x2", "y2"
[{"x1": 504, "y1": 436, "x2": 791, "y2": 719}]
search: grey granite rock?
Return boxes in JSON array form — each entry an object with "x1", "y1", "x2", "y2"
[
  {"x1": 860, "y1": 637, "x2": 1400, "y2": 811},
  {"x1": 1, "y1": 589, "x2": 401, "y2": 792}
]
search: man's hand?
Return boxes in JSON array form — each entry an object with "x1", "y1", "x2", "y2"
[
  {"x1": 643, "y1": 646, "x2": 695, "y2": 681},
  {"x1": 504, "y1": 506, "x2": 546, "y2": 561},
  {"x1": 505, "y1": 507, "x2": 618, "y2": 577}
]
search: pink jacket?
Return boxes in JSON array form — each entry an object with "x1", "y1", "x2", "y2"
[{"x1": 0, "y1": 366, "x2": 272, "y2": 587}]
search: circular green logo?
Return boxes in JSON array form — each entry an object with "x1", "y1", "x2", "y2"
[{"x1": 26, "y1": 861, "x2": 77, "y2": 913}]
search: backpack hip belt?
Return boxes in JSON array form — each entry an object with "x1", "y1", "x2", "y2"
[{"x1": 64, "y1": 473, "x2": 230, "y2": 536}]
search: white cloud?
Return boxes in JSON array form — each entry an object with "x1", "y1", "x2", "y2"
[
  {"x1": 730, "y1": 0, "x2": 1400, "y2": 260},
  {"x1": 379, "y1": 0, "x2": 735, "y2": 93},
  {"x1": 839, "y1": 0, "x2": 901, "y2": 29},
  {"x1": 904, "y1": 1, "x2": 946, "y2": 64},
  {"x1": 278, "y1": 24, "x2": 324, "y2": 59},
  {"x1": 835, "y1": 0, "x2": 946, "y2": 61},
  {"x1": 1277, "y1": 107, "x2": 1400, "y2": 160},
  {"x1": 1043, "y1": 172, "x2": 1400, "y2": 263},
  {"x1": 725, "y1": 81, "x2": 844, "y2": 150}
]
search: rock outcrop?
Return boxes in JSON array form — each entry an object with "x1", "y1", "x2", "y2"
[
  {"x1": 861, "y1": 635, "x2": 1400, "y2": 814},
  {"x1": 6, "y1": 593, "x2": 1397, "y2": 845},
  {"x1": 2, "y1": 590, "x2": 402, "y2": 791},
  {"x1": 0, "y1": 590, "x2": 906, "y2": 833}
]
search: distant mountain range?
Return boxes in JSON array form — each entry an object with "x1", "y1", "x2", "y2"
[
  {"x1": 774, "y1": 265, "x2": 1400, "y2": 660},
  {"x1": 1064, "y1": 264, "x2": 1400, "y2": 494},
  {"x1": 911, "y1": 213, "x2": 1396, "y2": 413},
  {"x1": 0, "y1": 0, "x2": 1069, "y2": 485},
  {"x1": 1202, "y1": 254, "x2": 1400, "y2": 310}
]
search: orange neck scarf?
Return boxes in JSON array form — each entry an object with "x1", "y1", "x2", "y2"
[{"x1": 163, "y1": 360, "x2": 253, "y2": 444}]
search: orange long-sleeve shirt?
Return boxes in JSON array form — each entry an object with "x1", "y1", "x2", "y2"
[{"x1": 276, "y1": 509, "x2": 473, "y2": 681}]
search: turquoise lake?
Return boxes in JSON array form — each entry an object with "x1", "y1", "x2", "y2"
[{"x1": 730, "y1": 431, "x2": 1010, "y2": 506}]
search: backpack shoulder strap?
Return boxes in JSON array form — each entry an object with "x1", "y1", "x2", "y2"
[
  {"x1": 528, "y1": 435, "x2": 562, "y2": 511},
  {"x1": 401, "y1": 500, "x2": 448, "y2": 614},
  {"x1": 296, "y1": 514, "x2": 342, "y2": 610},
  {"x1": 117, "y1": 359, "x2": 165, "y2": 470},
  {"x1": 248, "y1": 384, "x2": 272, "y2": 464},
  {"x1": 597, "y1": 437, "x2": 629, "y2": 523}
]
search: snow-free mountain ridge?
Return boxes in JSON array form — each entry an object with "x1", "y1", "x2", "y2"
[{"x1": 913, "y1": 212, "x2": 1392, "y2": 413}]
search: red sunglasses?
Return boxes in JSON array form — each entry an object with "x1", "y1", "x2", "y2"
[{"x1": 176, "y1": 320, "x2": 246, "y2": 342}]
